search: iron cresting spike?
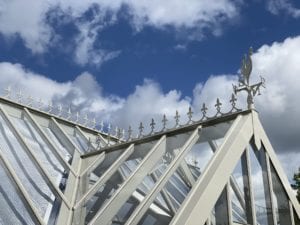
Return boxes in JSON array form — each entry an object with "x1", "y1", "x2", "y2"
[
  {"x1": 162, "y1": 114, "x2": 168, "y2": 131},
  {"x1": 200, "y1": 103, "x2": 208, "y2": 120},
  {"x1": 4, "y1": 86, "x2": 11, "y2": 98},
  {"x1": 174, "y1": 110, "x2": 180, "y2": 127},
  {"x1": 150, "y1": 118, "x2": 155, "y2": 134},
  {"x1": 127, "y1": 125, "x2": 133, "y2": 141},
  {"x1": 215, "y1": 98, "x2": 222, "y2": 116},
  {"x1": 138, "y1": 122, "x2": 144, "y2": 138},
  {"x1": 187, "y1": 106, "x2": 193, "y2": 124}
]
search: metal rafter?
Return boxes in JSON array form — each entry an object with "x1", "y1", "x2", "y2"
[
  {"x1": 23, "y1": 108, "x2": 77, "y2": 176},
  {"x1": 124, "y1": 126, "x2": 201, "y2": 225},
  {"x1": 75, "y1": 125, "x2": 97, "y2": 151},
  {"x1": 170, "y1": 114, "x2": 253, "y2": 225},
  {"x1": 89, "y1": 135, "x2": 167, "y2": 225},
  {"x1": 74, "y1": 144, "x2": 135, "y2": 209},
  {"x1": 0, "y1": 104, "x2": 72, "y2": 209},
  {"x1": 0, "y1": 147, "x2": 46, "y2": 225}
]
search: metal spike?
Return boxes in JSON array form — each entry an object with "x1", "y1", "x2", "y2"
[
  {"x1": 127, "y1": 125, "x2": 133, "y2": 141},
  {"x1": 99, "y1": 121, "x2": 104, "y2": 132},
  {"x1": 138, "y1": 122, "x2": 144, "y2": 138},
  {"x1": 92, "y1": 118, "x2": 96, "y2": 128},
  {"x1": 37, "y1": 98, "x2": 43, "y2": 110},
  {"x1": 187, "y1": 106, "x2": 193, "y2": 124},
  {"x1": 114, "y1": 126, "x2": 119, "y2": 137},
  {"x1": 66, "y1": 107, "x2": 72, "y2": 120},
  {"x1": 27, "y1": 95, "x2": 33, "y2": 107},
  {"x1": 174, "y1": 110, "x2": 180, "y2": 127},
  {"x1": 200, "y1": 103, "x2": 208, "y2": 120},
  {"x1": 150, "y1": 118, "x2": 155, "y2": 134},
  {"x1": 57, "y1": 104, "x2": 62, "y2": 116},
  {"x1": 116, "y1": 128, "x2": 122, "y2": 141},
  {"x1": 107, "y1": 123, "x2": 111, "y2": 134},
  {"x1": 162, "y1": 114, "x2": 168, "y2": 131},
  {"x1": 229, "y1": 93, "x2": 238, "y2": 112},
  {"x1": 16, "y1": 90, "x2": 23, "y2": 103},
  {"x1": 215, "y1": 98, "x2": 222, "y2": 115},
  {"x1": 48, "y1": 101, "x2": 53, "y2": 113},
  {"x1": 84, "y1": 114, "x2": 88, "y2": 125},
  {"x1": 122, "y1": 129, "x2": 125, "y2": 140},
  {"x1": 4, "y1": 86, "x2": 11, "y2": 98},
  {"x1": 75, "y1": 112, "x2": 79, "y2": 122}
]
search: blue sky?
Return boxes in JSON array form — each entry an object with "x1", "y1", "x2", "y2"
[{"x1": 0, "y1": 0, "x2": 300, "y2": 179}]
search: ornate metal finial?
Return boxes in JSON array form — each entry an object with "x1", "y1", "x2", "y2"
[
  {"x1": 106, "y1": 123, "x2": 111, "y2": 146},
  {"x1": 37, "y1": 98, "x2": 43, "y2": 110},
  {"x1": 16, "y1": 90, "x2": 23, "y2": 103},
  {"x1": 233, "y1": 47, "x2": 265, "y2": 109},
  {"x1": 138, "y1": 122, "x2": 144, "y2": 138},
  {"x1": 4, "y1": 86, "x2": 11, "y2": 98},
  {"x1": 200, "y1": 103, "x2": 208, "y2": 120},
  {"x1": 92, "y1": 118, "x2": 96, "y2": 128},
  {"x1": 122, "y1": 129, "x2": 125, "y2": 140},
  {"x1": 215, "y1": 98, "x2": 222, "y2": 115},
  {"x1": 162, "y1": 114, "x2": 168, "y2": 131},
  {"x1": 187, "y1": 107, "x2": 193, "y2": 124},
  {"x1": 83, "y1": 114, "x2": 88, "y2": 125},
  {"x1": 48, "y1": 101, "x2": 53, "y2": 113},
  {"x1": 75, "y1": 112, "x2": 80, "y2": 122},
  {"x1": 127, "y1": 125, "x2": 133, "y2": 141},
  {"x1": 99, "y1": 121, "x2": 104, "y2": 132},
  {"x1": 27, "y1": 95, "x2": 33, "y2": 107},
  {"x1": 66, "y1": 107, "x2": 71, "y2": 120},
  {"x1": 150, "y1": 118, "x2": 156, "y2": 134},
  {"x1": 116, "y1": 127, "x2": 122, "y2": 142},
  {"x1": 174, "y1": 110, "x2": 180, "y2": 127},
  {"x1": 57, "y1": 104, "x2": 62, "y2": 116},
  {"x1": 229, "y1": 93, "x2": 240, "y2": 112},
  {"x1": 114, "y1": 126, "x2": 119, "y2": 137}
]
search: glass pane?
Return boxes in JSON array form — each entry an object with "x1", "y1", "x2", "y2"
[
  {"x1": 211, "y1": 187, "x2": 229, "y2": 225},
  {"x1": 0, "y1": 114, "x2": 60, "y2": 223},
  {"x1": 249, "y1": 144, "x2": 274, "y2": 225},
  {"x1": 0, "y1": 160, "x2": 38, "y2": 225},
  {"x1": 231, "y1": 151, "x2": 253, "y2": 224},
  {"x1": 270, "y1": 162, "x2": 292, "y2": 225},
  {"x1": 294, "y1": 208, "x2": 300, "y2": 225}
]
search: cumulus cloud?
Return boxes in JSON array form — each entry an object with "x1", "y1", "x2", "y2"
[
  {"x1": 0, "y1": 35, "x2": 300, "y2": 179},
  {"x1": 0, "y1": 0, "x2": 240, "y2": 65},
  {"x1": 266, "y1": 0, "x2": 300, "y2": 18}
]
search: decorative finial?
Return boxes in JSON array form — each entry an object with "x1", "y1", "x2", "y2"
[
  {"x1": 233, "y1": 47, "x2": 265, "y2": 109},
  {"x1": 27, "y1": 95, "x2": 33, "y2": 107},
  {"x1": 37, "y1": 98, "x2": 43, "y2": 110},
  {"x1": 75, "y1": 112, "x2": 79, "y2": 122},
  {"x1": 4, "y1": 86, "x2": 11, "y2": 98},
  {"x1": 150, "y1": 118, "x2": 156, "y2": 134},
  {"x1": 84, "y1": 114, "x2": 88, "y2": 125},
  {"x1": 16, "y1": 90, "x2": 23, "y2": 103},
  {"x1": 48, "y1": 101, "x2": 53, "y2": 113},
  {"x1": 162, "y1": 114, "x2": 168, "y2": 131},
  {"x1": 215, "y1": 98, "x2": 222, "y2": 116},
  {"x1": 200, "y1": 103, "x2": 208, "y2": 120},
  {"x1": 92, "y1": 118, "x2": 96, "y2": 128},
  {"x1": 66, "y1": 107, "x2": 71, "y2": 120},
  {"x1": 57, "y1": 104, "x2": 62, "y2": 116},
  {"x1": 229, "y1": 93, "x2": 240, "y2": 112},
  {"x1": 187, "y1": 107, "x2": 193, "y2": 124},
  {"x1": 127, "y1": 125, "x2": 133, "y2": 141},
  {"x1": 99, "y1": 121, "x2": 104, "y2": 132},
  {"x1": 138, "y1": 122, "x2": 144, "y2": 138},
  {"x1": 174, "y1": 110, "x2": 180, "y2": 127}
]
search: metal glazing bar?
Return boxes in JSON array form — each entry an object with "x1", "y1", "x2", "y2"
[
  {"x1": 23, "y1": 108, "x2": 77, "y2": 176},
  {"x1": 75, "y1": 126, "x2": 96, "y2": 151},
  {"x1": 89, "y1": 135, "x2": 167, "y2": 225},
  {"x1": 245, "y1": 146, "x2": 257, "y2": 225},
  {"x1": 0, "y1": 147, "x2": 46, "y2": 225},
  {"x1": 290, "y1": 201, "x2": 296, "y2": 225},
  {"x1": 170, "y1": 114, "x2": 253, "y2": 225},
  {"x1": 50, "y1": 117, "x2": 81, "y2": 155},
  {"x1": 80, "y1": 151, "x2": 106, "y2": 178},
  {"x1": 0, "y1": 105, "x2": 72, "y2": 209},
  {"x1": 226, "y1": 183, "x2": 233, "y2": 225},
  {"x1": 265, "y1": 153, "x2": 277, "y2": 225},
  {"x1": 209, "y1": 140, "x2": 246, "y2": 210},
  {"x1": 74, "y1": 144, "x2": 134, "y2": 208},
  {"x1": 124, "y1": 127, "x2": 201, "y2": 225}
]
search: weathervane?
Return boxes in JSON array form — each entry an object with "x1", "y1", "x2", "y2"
[{"x1": 233, "y1": 47, "x2": 265, "y2": 109}]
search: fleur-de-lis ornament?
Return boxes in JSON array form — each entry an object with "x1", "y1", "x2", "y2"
[
  {"x1": 162, "y1": 114, "x2": 168, "y2": 131},
  {"x1": 138, "y1": 122, "x2": 144, "y2": 138},
  {"x1": 200, "y1": 103, "x2": 208, "y2": 120},
  {"x1": 66, "y1": 107, "x2": 72, "y2": 120},
  {"x1": 17, "y1": 90, "x2": 22, "y2": 103},
  {"x1": 215, "y1": 98, "x2": 222, "y2": 115},
  {"x1": 48, "y1": 101, "x2": 53, "y2": 113},
  {"x1": 37, "y1": 98, "x2": 43, "y2": 110},
  {"x1": 174, "y1": 110, "x2": 180, "y2": 127},
  {"x1": 187, "y1": 107, "x2": 193, "y2": 124},
  {"x1": 99, "y1": 121, "x2": 104, "y2": 132},
  {"x1": 127, "y1": 125, "x2": 133, "y2": 141},
  {"x1": 150, "y1": 118, "x2": 156, "y2": 134},
  {"x1": 27, "y1": 95, "x2": 33, "y2": 107},
  {"x1": 4, "y1": 86, "x2": 11, "y2": 98}
]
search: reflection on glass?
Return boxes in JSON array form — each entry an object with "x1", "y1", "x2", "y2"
[
  {"x1": 294, "y1": 208, "x2": 300, "y2": 225},
  {"x1": 270, "y1": 162, "x2": 292, "y2": 225},
  {"x1": 249, "y1": 145, "x2": 274, "y2": 225},
  {"x1": 211, "y1": 187, "x2": 229, "y2": 225},
  {"x1": 0, "y1": 160, "x2": 38, "y2": 225},
  {"x1": 231, "y1": 151, "x2": 253, "y2": 224}
]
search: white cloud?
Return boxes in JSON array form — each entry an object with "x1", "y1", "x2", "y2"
[
  {"x1": 267, "y1": 0, "x2": 300, "y2": 18},
  {"x1": 0, "y1": 35, "x2": 300, "y2": 179},
  {"x1": 0, "y1": 0, "x2": 240, "y2": 64}
]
